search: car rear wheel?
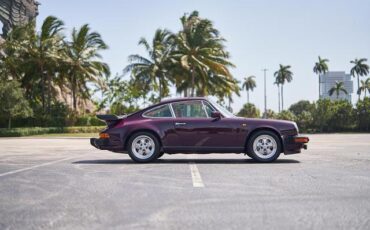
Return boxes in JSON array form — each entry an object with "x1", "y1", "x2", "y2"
[
  {"x1": 128, "y1": 132, "x2": 160, "y2": 163},
  {"x1": 247, "y1": 130, "x2": 281, "y2": 162}
]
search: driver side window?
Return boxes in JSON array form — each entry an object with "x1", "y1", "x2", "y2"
[{"x1": 172, "y1": 101, "x2": 208, "y2": 118}]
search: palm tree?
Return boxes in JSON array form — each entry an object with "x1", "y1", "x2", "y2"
[
  {"x1": 274, "y1": 64, "x2": 293, "y2": 110},
  {"x1": 357, "y1": 78, "x2": 370, "y2": 99},
  {"x1": 64, "y1": 24, "x2": 110, "y2": 111},
  {"x1": 170, "y1": 11, "x2": 235, "y2": 97},
  {"x1": 313, "y1": 56, "x2": 329, "y2": 99},
  {"x1": 329, "y1": 81, "x2": 348, "y2": 99},
  {"x1": 123, "y1": 29, "x2": 172, "y2": 101},
  {"x1": 242, "y1": 76, "x2": 256, "y2": 104},
  {"x1": 26, "y1": 16, "x2": 65, "y2": 112},
  {"x1": 0, "y1": 22, "x2": 32, "y2": 83},
  {"x1": 350, "y1": 58, "x2": 369, "y2": 101}
]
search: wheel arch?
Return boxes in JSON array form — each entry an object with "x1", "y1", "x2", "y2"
[
  {"x1": 123, "y1": 129, "x2": 163, "y2": 151},
  {"x1": 245, "y1": 127, "x2": 284, "y2": 153}
]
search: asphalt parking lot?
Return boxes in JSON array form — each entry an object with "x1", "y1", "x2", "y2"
[{"x1": 0, "y1": 134, "x2": 370, "y2": 230}]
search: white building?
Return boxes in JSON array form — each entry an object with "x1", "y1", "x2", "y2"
[{"x1": 320, "y1": 71, "x2": 353, "y2": 101}]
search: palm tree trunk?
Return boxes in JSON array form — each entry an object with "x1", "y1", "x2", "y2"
[
  {"x1": 8, "y1": 117, "x2": 11, "y2": 129},
  {"x1": 247, "y1": 90, "x2": 250, "y2": 104},
  {"x1": 318, "y1": 75, "x2": 321, "y2": 100},
  {"x1": 281, "y1": 84, "x2": 284, "y2": 111},
  {"x1": 277, "y1": 84, "x2": 281, "y2": 113},
  {"x1": 191, "y1": 66, "x2": 195, "y2": 97},
  {"x1": 41, "y1": 64, "x2": 45, "y2": 113},
  {"x1": 72, "y1": 74, "x2": 77, "y2": 111},
  {"x1": 357, "y1": 74, "x2": 360, "y2": 101},
  {"x1": 158, "y1": 79, "x2": 162, "y2": 100},
  {"x1": 47, "y1": 73, "x2": 52, "y2": 113}
]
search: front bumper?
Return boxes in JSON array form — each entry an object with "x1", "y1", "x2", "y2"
[{"x1": 283, "y1": 135, "x2": 309, "y2": 155}]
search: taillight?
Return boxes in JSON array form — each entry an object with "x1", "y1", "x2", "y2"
[
  {"x1": 99, "y1": 133, "x2": 110, "y2": 139},
  {"x1": 294, "y1": 137, "x2": 309, "y2": 143}
]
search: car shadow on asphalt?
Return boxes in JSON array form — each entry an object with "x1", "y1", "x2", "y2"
[{"x1": 72, "y1": 158, "x2": 300, "y2": 165}]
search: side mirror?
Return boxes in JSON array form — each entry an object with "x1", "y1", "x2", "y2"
[{"x1": 211, "y1": 111, "x2": 222, "y2": 119}]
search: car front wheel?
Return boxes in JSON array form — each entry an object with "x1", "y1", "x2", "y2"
[
  {"x1": 157, "y1": 152, "x2": 165, "y2": 159},
  {"x1": 247, "y1": 130, "x2": 281, "y2": 162},
  {"x1": 128, "y1": 132, "x2": 160, "y2": 163}
]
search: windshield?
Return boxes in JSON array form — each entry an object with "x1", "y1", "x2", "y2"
[{"x1": 208, "y1": 99, "x2": 236, "y2": 118}]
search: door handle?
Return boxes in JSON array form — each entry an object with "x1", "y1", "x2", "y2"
[{"x1": 175, "y1": 122, "x2": 187, "y2": 126}]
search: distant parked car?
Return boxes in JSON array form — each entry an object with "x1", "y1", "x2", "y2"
[{"x1": 91, "y1": 97, "x2": 309, "y2": 163}]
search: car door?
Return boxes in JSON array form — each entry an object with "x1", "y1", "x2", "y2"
[{"x1": 169, "y1": 100, "x2": 244, "y2": 152}]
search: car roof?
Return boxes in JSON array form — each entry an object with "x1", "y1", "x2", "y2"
[{"x1": 159, "y1": 97, "x2": 208, "y2": 104}]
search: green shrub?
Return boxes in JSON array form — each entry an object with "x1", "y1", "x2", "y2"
[
  {"x1": 289, "y1": 100, "x2": 315, "y2": 116},
  {"x1": 0, "y1": 126, "x2": 105, "y2": 137},
  {"x1": 356, "y1": 98, "x2": 370, "y2": 131},
  {"x1": 75, "y1": 115, "x2": 105, "y2": 126},
  {"x1": 328, "y1": 100, "x2": 355, "y2": 132},
  {"x1": 237, "y1": 103, "x2": 261, "y2": 118},
  {"x1": 62, "y1": 126, "x2": 105, "y2": 133},
  {"x1": 288, "y1": 100, "x2": 315, "y2": 133},
  {"x1": 265, "y1": 109, "x2": 277, "y2": 119},
  {"x1": 276, "y1": 110, "x2": 296, "y2": 121}
]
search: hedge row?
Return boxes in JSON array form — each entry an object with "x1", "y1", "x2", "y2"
[{"x1": 0, "y1": 126, "x2": 105, "y2": 137}]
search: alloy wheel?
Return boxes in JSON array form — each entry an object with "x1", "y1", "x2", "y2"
[
  {"x1": 252, "y1": 134, "x2": 277, "y2": 159},
  {"x1": 131, "y1": 135, "x2": 156, "y2": 159}
]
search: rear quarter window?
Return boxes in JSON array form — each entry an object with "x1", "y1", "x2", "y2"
[{"x1": 143, "y1": 104, "x2": 173, "y2": 118}]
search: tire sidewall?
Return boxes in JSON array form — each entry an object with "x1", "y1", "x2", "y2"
[
  {"x1": 247, "y1": 130, "x2": 281, "y2": 162},
  {"x1": 128, "y1": 132, "x2": 160, "y2": 163}
]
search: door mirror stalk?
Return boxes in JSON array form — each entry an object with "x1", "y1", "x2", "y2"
[{"x1": 211, "y1": 111, "x2": 222, "y2": 119}]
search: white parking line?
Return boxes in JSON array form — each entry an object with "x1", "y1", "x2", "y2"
[
  {"x1": 0, "y1": 156, "x2": 78, "y2": 177},
  {"x1": 189, "y1": 162, "x2": 204, "y2": 187}
]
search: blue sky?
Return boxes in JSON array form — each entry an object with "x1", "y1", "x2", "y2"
[{"x1": 37, "y1": 0, "x2": 370, "y2": 112}]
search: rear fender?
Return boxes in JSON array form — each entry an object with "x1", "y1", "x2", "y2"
[{"x1": 123, "y1": 125, "x2": 164, "y2": 151}]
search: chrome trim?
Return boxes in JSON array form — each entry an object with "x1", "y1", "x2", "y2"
[
  {"x1": 169, "y1": 103, "x2": 176, "y2": 118},
  {"x1": 175, "y1": 122, "x2": 187, "y2": 126},
  {"x1": 201, "y1": 100, "x2": 210, "y2": 118}
]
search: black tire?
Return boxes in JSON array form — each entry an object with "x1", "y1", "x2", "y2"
[
  {"x1": 157, "y1": 152, "x2": 165, "y2": 159},
  {"x1": 127, "y1": 132, "x2": 160, "y2": 163},
  {"x1": 247, "y1": 130, "x2": 281, "y2": 163}
]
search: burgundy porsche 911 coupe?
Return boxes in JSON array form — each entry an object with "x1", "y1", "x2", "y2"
[{"x1": 90, "y1": 97, "x2": 309, "y2": 163}]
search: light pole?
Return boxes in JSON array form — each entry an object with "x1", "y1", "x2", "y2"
[{"x1": 262, "y1": 68, "x2": 268, "y2": 118}]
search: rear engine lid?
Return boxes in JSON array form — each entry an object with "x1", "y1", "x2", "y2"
[{"x1": 96, "y1": 114, "x2": 127, "y2": 128}]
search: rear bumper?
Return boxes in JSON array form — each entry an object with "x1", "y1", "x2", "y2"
[
  {"x1": 283, "y1": 135, "x2": 309, "y2": 155},
  {"x1": 90, "y1": 137, "x2": 125, "y2": 153},
  {"x1": 90, "y1": 138, "x2": 109, "y2": 150}
]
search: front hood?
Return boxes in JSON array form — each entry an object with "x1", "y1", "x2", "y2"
[{"x1": 243, "y1": 117, "x2": 295, "y2": 126}]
